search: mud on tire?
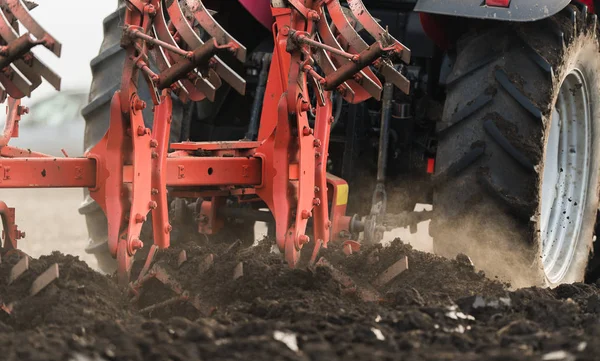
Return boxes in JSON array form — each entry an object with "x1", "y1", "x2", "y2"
[{"x1": 432, "y1": 6, "x2": 600, "y2": 287}]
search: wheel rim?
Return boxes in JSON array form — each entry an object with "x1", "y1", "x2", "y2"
[{"x1": 540, "y1": 69, "x2": 592, "y2": 284}]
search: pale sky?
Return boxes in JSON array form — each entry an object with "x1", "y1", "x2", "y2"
[{"x1": 24, "y1": 1, "x2": 117, "y2": 105}]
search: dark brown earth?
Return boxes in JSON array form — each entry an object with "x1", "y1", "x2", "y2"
[{"x1": 1, "y1": 238, "x2": 599, "y2": 361}]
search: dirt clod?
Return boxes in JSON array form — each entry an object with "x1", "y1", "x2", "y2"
[{"x1": 1, "y1": 239, "x2": 600, "y2": 361}]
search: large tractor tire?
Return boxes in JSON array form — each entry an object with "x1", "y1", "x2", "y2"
[{"x1": 432, "y1": 6, "x2": 600, "y2": 287}]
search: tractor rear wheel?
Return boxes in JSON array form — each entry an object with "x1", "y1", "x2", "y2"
[{"x1": 432, "y1": 6, "x2": 600, "y2": 287}]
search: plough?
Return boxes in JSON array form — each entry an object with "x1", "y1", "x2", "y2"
[{"x1": 0, "y1": 0, "x2": 413, "y2": 289}]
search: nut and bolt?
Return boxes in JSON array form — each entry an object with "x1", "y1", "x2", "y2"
[
  {"x1": 307, "y1": 10, "x2": 320, "y2": 21},
  {"x1": 300, "y1": 100, "x2": 311, "y2": 112},
  {"x1": 302, "y1": 127, "x2": 313, "y2": 136},
  {"x1": 150, "y1": 139, "x2": 158, "y2": 148},
  {"x1": 298, "y1": 235, "x2": 310, "y2": 246},
  {"x1": 149, "y1": 201, "x2": 158, "y2": 209},
  {"x1": 135, "y1": 213, "x2": 147, "y2": 223},
  {"x1": 133, "y1": 99, "x2": 146, "y2": 111},
  {"x1": 131, "y1": 239, "x2": 144, "y2": 251},
  {"x1": 313, "y1": 139, "x2": 321, "y2": 148},
  {"x1": 301, "y1": 210, "x2": 312, "y2": 219},
  {"x1": 151, "y1": 188, "x2": 159, "y2": 195},
  {"x1": 313, "y1": 198, "x2": 321, "y2": 206},
  {"x1": 17, "y1": 106, "x2": 29, "y2": 115},
  {"x1": 151, "y1": 151, "x2": 158, "y2": 159},
  {"x1": 165, "y1": 224, "x2": 173, "y2": 234}
]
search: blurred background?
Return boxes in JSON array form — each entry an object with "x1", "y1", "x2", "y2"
[{"x1": 1, "y1": 1, "x2": 116, "y2": 267}]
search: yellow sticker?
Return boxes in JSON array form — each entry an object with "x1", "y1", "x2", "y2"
[{"x1": 336, "y1": 184, "x2": 349, "y2": 206}]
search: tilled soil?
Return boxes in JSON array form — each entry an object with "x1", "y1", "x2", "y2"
[{"x1": 0, "y1": 239, "x2": 599, "y2": 361}]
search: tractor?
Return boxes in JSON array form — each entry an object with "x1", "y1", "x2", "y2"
[{"x1": 0, "y1": 0, "x2": 598, "y2": 291}]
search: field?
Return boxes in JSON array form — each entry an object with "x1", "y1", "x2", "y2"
[{"x1": 0, "y1": 190, "x2": 598, "y2": 361}]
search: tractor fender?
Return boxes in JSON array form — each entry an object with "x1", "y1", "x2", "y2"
[{"x1": 414, "y1": 0, "x2": 572, "y2": 22}]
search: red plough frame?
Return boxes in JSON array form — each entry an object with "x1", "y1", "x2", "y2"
[{"x1": 0, "y1": 0, "x2": 410, "y2": 285}]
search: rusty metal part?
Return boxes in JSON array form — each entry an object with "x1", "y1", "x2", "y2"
[
  {"x1": 4, "y1": 0, "x2": 61, "y2": 56},
  {"x1": 346, "y1": 0, "x2": 411, "y2": 63},
  {"x1": 157, "y1": 39, "x2": 229, "y2": 90},
  {"x1": 323, "y1": 42, "x2": 390, "y2": 91},
  {"x1": 184, "y1": 0, "x2": 247, "y2": 62},
  {"x1": 165, "y1": 0, "x2": 246, "y2": 94}
]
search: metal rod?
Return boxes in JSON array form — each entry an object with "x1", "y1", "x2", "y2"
[
  {"x1": 125, "y1": 26, "x2": 192, "y2": 59},
  {"x1": 377, "y1": 82, "x2": 393, "y2": 184},
  {"x1": 245, "y1": 53, "x2": 271, "y2": 141},
  {"x1": 157, "y1": 39, "x2": 226, "y2": 90},
  {"x1": 369, "y1": 82, "x2": 393, "y2": 220},
  {"x1": 290, "y1": 30, "x2": 357, "y2": 62},
  {"x1": 323, "y1": 42, "x2": 386, "y2": 91}
]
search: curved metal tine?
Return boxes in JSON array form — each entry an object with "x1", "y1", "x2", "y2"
[
  {"x1": 0, "y1": 9, "x2": 39, "y2": 88},
  {"x1": 151, "y1": 0, "x2": 216, "y2": 101},
  {"x1": 0, "y1": 8, "x2": 59, "y2": 90},
  {"x1": 313, "y1": 48, "x2": 358, "y2": 104},
  {"x1": 0, "y1": 65, "x2": 30, "y2": 98},
  {"x1": 379, "y1": 63, "x2": 410, "y2": 94},
  {"x1": 5, "y1": 0, "x2": 61, "y2": 56},
  {"x1": 346, "y1": 0, "x2": 411, "y2": 64},
  {"x1": 316, "y1": 11, "x2": 381, "y2": 100},
  {"x1": 165, "y1": 0, "x2": 246, "y2": 95},
  {"x1": 324, "y1": 0, "x2": 368, "y2": 52},
  {"x1": 184, "y1": 0, "x2": 247, "y2": 62},
  {"x1": 327, "y1": 2, "x2": 409, "y2": 94}
]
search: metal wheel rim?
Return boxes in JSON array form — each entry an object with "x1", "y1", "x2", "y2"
[{"x1": 540, "y1": 69, "x2": 592, "y2": 284}]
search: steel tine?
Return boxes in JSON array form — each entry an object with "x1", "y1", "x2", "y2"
[
  {"x1": 165, "y1": 0, "x2": 246, "y2": 95},
  {"x1": 184, "y1": 0, "x2": 247, "y2": 62},
  {"x1": 5, "y1": 0, "x2": 61, "y2": 56},
  {"x1": 325, "y1": 0, "x2": 368, "y2": 52},
  {"x1": 379, "y1": 63, "x2": 410, "y2": 94},
  {"x1": 317, "y1": 12, "x2": 382, "y2": 100},
  {"x1": 0, "y1": 10, "x2": 40, "y2": 87},
  {"x1": 0, "y1": 5, "x2": 59, "y2": 90},
  {"x1": 7, "y1": 65, "x2": 31, "y2": 94},
  {"x1": 0, "y1": 66, "x2": 28, "y2": 98},
  {"x1": 325, "y1": 0, "x2": 410, "y2": 94},
  {"x1": 28, "y1": 56, "x2": 60, "y2": 90},
  {"x1": 152, "y1": 0, "x2": 217, "y2": 101},
  {"x1": 346, "y1": 0, "x2": 411, "y2": 64}
]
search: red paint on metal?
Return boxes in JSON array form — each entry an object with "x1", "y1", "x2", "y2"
[
  {"x1": 238, "y1": 0, "x2": 274, "y2": 29},
  {"x1": 578, "y1": 0, "x2": 595, "y2": 12},
  {"x1": 427, "y1": 158, "x2": 435, "y2": 174},
  {"x1": 485, "y1": 0, "x2": 511, "y2": 7}
]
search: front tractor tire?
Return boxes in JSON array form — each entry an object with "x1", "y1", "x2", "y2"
[{"x1": 432, "y1": 6, "x2": 600, "y2": 287}]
